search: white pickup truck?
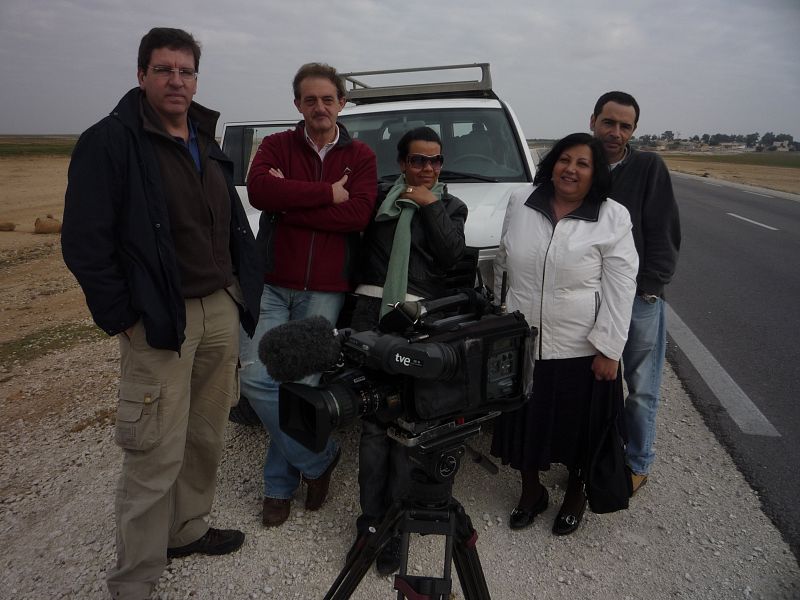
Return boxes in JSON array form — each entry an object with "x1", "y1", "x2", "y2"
[
  {"x1": 221, "y1": 64, "x2": 536, "y2": 423},
  {"x1": 221, "y1": 63, "x2": 535, "y2": 289}
]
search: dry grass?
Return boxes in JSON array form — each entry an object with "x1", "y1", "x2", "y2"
[
  {"x1": 661, "y1": 152, "x2": 800, "y2": 195},
  {"x1": 0, "y1": 135, "x2": 77, "y2": 157}
]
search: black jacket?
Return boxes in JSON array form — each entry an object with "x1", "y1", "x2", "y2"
[
  {"x1": 62, "y1": 88, "x2": 261, "y2": 351},
  {"x1": 357, "y1": 182, "x2": 467, "y2": 299},
  {"x1": 610, "y1": 146, "x2": 681, "y2": 296}
]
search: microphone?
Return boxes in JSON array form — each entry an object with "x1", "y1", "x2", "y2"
[{"x1": 258, "y1": 316, "x2": 343, "y2": 382}]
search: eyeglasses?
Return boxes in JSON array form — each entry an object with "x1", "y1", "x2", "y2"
[
  {"x1": 148, "y1": 65, "x2": 198, "y2": 81},
  {"x1": 406, "y1": 154, "x2": 444, "y2": 170}
]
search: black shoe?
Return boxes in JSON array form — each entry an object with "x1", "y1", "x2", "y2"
[
  {"x1": 167, "y1": 527, "x2": 245, "y2": 558},
  {"x1": 509, "y1": 487, "x2": 549, "y2": 530},
  {"x1": 552, "y1": 497, "x2": 587, "y2": 536},
  {"x1": 376, "y1": 535, "x2": 402, "y2": 576}
]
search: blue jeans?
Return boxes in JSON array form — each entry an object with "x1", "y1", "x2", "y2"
[
  {"x1": 622, "y1": 296, "x2": 667, "y2": 475},
  {"x1": 239, "y1": 284, "x2": 343, "y2": 499}
]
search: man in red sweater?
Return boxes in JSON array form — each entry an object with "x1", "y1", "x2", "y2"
[{"x1": 241, "y1": 62, "x2": 377, "y2": 527}]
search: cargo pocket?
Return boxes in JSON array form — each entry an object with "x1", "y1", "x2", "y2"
[{"x1": 115, "y1": 380, "x2": 162, "y2": 451}]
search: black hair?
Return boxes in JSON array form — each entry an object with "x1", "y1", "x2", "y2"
[
  {"x1": 396, "y1": 126, "x2": 442, "y2": 162},
  {"x1": 293, "y1": 63, "x2": 346, "y2": 100},
  {"x1": 138, "y1": 27, "x2": 201, "y2": 72},
  {"x1": 534, "y1": 132, "x2": 611, "y2": 199},
  {"x1": 593, "y1": 91, "x2": 640, "y2": 125}
]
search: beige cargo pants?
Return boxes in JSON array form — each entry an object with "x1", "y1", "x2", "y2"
[{"x1": 106, "y1": 288, "x2": 240, "y2": 600}]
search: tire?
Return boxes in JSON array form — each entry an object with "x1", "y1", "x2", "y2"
[{"x1": 228, "y1": 394, "x2": 263, "y2": 426}]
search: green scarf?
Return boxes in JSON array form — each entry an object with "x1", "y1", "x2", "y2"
[{"x1": 377, "y1": 175, "x2": 444, "y2": 317}]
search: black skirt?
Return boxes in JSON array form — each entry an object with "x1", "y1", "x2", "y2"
[{"x1": 491, "y1": 356, "x2": 599, "y2": 472}]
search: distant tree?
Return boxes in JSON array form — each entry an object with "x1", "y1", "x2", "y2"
[
  {"x1": 661, "y1": 130, "x2": 675, "y2": 142},
  {"x1": 709, "y1": 133, "x2": 737, "y2": 146},
  {"x1": 638, "y1": 134, "x2": 657, "y2": 147},
  {"x1": 775, "y1": 133, "x2": 794, "y2": 144},
  {"x1": 691, "y1": 135, "x2": 700, "y2": 142},
  {"x1": 701, "y1": 133, "x2": 710, "y2": 144},
  {"x1": 745, "y1": 133, "x2": 759, "y2": 147},
  {"x1": 760, "y1": 132, "x2": 776, "y2": 146}
]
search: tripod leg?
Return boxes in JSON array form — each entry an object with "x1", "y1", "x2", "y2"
[
  {"x1": 451, "y1": 501, "x2": 491, "y2": 600},
  {"x1": 324, "y1": 501, "x2": 405, "y2": 600}
]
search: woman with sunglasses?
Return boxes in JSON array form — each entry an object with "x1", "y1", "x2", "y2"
[
  {"x1": 348, "y1": 126, "x2": 467, "y2": 574},
  {"x1": 490, "y1": 132, "x2": 638, "y2": 536}
]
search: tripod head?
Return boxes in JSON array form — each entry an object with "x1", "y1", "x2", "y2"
[{"x1": 386, "y1": 413, "x2": 497, "y2": 506}]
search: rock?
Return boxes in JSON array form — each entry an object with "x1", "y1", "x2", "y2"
[{"x1": 34, "y1": 214, "x2": 62, "y2": 234}]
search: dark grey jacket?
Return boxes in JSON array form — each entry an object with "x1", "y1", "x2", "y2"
[
  {"x1": 357, "y1": 182, "x2": 467, "y2": 299},
  {"x1": 609, "y1": 146, "x2": 681, "y2": 297},
  {"x1": 62, "y1": 88, "x2": 261, "y2": 351}
]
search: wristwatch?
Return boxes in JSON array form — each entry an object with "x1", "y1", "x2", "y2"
[{"x1": 638, "y1": 291, "x2": 659, "y2": 304}]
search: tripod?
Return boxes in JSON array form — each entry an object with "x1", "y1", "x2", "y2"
[{"x1": 323, "y1": 418, "x2": 493, "y2": 600}]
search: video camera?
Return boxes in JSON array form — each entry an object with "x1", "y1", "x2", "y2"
[{"x1": 259, "y1": 291, "x2": 535, "y2": 453}]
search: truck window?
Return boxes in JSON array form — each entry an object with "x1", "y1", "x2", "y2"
[{"x1": 339, "y1": 108, "x2": 527, "y2": 182}]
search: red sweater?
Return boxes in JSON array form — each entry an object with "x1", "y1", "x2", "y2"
[{"x1": 247, "y1": 122, "x2": 377, "y2": 291}]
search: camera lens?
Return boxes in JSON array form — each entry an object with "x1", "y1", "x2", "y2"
[{"x1": 279, "y1": 369, "x2": 403, "y2": 452}]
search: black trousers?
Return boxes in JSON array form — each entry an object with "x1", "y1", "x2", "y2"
[{"x1": 351, "y1": 295, "x2": 410, "y2": 534}]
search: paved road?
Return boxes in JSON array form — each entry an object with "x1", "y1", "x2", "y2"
[{"x1": 666, "y1": 172, "x2": 800, "y2": 559}]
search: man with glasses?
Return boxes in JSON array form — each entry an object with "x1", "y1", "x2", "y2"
[
  {"x1": 62, "y1": 28, "x2": 261, "y2": 599},
  {"x1": 242, "y1": 63, "x2": 377, "y2": 528}
]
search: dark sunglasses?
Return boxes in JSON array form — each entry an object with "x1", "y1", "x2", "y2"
[{"x1": 406, "y1": 154, "x2": 445, "y2": 170}]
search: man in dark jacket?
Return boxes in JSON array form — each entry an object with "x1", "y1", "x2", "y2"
[
  {"x1": 590, "y1": 91, "x2": 681, "y2": 496},
  {"x1": 241, "y1": 62, "x2": 377, "y2": 528},
  {"x1": 62, "y1": 28, "x2": 261, "y2": 600}
]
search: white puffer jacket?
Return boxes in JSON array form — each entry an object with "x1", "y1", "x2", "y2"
[{"x1": 494, "y1": 184, "x2": 638, "y2": 361}]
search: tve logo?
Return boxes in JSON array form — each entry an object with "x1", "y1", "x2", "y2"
[{"x1": 395, "y1": 353, "x2": 412, "y2": 367}]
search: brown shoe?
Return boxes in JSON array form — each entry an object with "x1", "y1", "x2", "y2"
[
  {"x1": 303, "y1": 447, "x2": 341, "y2": 510},
  {"x1": 262, "y1": 497, "x2": 290, "y2": 527},
  {"x1": 631, "y1": 473, "x2": 649, "y2": 496}
]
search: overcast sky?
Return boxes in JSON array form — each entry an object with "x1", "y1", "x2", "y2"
[{"x1": 1, "y1": 0, "x2": 798, "y2": 140}]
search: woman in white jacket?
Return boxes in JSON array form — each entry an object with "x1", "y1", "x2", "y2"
[{"x1": 491, "y1": 133, "x2": 638, "y2": 536}]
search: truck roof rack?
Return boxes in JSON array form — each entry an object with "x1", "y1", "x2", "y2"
[{"x1": 340, "y1": 63, "x2": 496, "y2": 104}]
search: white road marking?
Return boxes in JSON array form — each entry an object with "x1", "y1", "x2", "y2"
[
  {"x1": 703, "y1": 181, "x2": 724, "y2": 187},
  {"x1": 726, "y1": 213, "x2": 779, "y2": 231},
  {"x1": 666, "y1": 303, "x2": 781, "y2": 437},
  {"x1": 743, "y1": 191, "x2": 773, "y2": 198}
]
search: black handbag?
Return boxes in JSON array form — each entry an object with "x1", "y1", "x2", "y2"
[{"x1": 583, "y1": 371, "x2": 632, "y2": 514}]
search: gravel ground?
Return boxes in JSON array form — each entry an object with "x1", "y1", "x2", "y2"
[{"x1": 1, "y1": 335, "x2": 799, "y2": 600}]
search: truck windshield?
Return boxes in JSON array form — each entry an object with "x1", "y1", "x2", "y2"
[{"x1": 338, "y1": 108, "x2": 528, "y2": 183}]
